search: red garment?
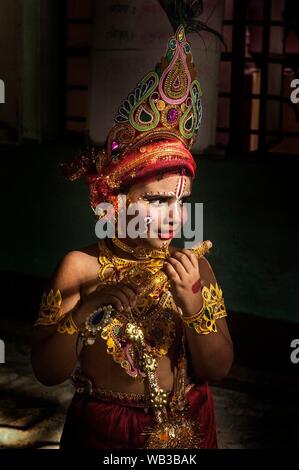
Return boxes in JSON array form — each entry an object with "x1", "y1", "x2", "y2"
[{"x1": 60, "y1": 382, "x2": 217, "y2": 449}]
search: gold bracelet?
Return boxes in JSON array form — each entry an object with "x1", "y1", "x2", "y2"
[
  {"x1": 57, "y1": 311, "x2": 80, "y2": 335},
  {"x1": 79, "y1": 304, "x2": 116, "y2": 346},
  {"x1": 182, "y1": 301, "x2": 217, "y2": 335},
  {"x1": 181, "y1": 301, "x2": 205, "y2": 323}
]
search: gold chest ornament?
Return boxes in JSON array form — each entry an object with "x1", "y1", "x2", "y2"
[{"x1": 97, "y1": 239, "x2": 179, "y2": 378}]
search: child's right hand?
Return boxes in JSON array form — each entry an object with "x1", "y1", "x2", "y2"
[{"x1": 74, "y1": 282, "x2": 141, "y2": 326}]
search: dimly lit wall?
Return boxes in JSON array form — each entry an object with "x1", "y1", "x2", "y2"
[
  {"x1": 88, "y1": 0, "x2": 225, "y2": 153},
  {"x1": 0, "y1": 0, "x2": 21, "y2": 143}
]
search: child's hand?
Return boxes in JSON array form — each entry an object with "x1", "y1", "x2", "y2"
[
  {"x1": 163, "y1": 249, "x2": 204, "y2": 317},
  {"x1": 94, "y1": 282, "x2": 140, "y2": 313},
  {"x1": 75, "y1": 282, "x2": 141, "y2": 326}
]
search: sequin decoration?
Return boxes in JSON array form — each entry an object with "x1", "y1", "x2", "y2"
[
  {"x1": 106, "y1": 25, "x2": 202, "y2": 158},
  {"x1": 161, "y1": 105, "x2": 182, "y2": 129}
]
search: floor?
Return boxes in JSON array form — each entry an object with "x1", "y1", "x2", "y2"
[{"x1": 1, "y1": 334, "x2": 299, "y2": 449}]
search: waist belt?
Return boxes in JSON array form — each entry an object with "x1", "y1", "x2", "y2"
[{"x1": 71, "y1": 368, "x2": 193, "y2": 409}]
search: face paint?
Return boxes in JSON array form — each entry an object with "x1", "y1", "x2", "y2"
[
  {"x1": 140, "y1": 191, "x2": 175, "y2": 200},
  {"x1": 122, "y1": 174, "x2": 192, "y2": 249},
  {"x1": 175, "y1": 175, "x2": 187, "y2": 200},
  {"x1": 192, "y1": 279, "x2": 202, "y2": 294}
]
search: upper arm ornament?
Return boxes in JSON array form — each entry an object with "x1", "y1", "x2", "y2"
[
  {"x1": 182, "y1": 282, "x2": 227, "y2": 335},
  {"x1": 202, "y1": 282, "x2": 227, "y2": 322},
  {"x1": 34, "y1": 289, "x2": 63, "y2": 326},
  {"x1": 34, "y1": 288, "x2": 79, "y2": 335}
]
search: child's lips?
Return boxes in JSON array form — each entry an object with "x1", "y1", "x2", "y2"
[
  {"x1": 158, "y1": 233, "x2": 174, "y2": 239},
  {"x1": 157, "y1": 227, "x2": 178, "y2": 239}
]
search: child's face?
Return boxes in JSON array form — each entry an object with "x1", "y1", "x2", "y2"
[{"x1": 124, "y1": 173, "x2": 192, "y2": 249}]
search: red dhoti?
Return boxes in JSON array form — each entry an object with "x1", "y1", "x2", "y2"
[{"x1": 60, "y1": 382, "x2": 218, "y2": 449}]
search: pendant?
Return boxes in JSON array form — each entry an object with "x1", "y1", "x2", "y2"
[{"x1": 142, "y1": 414, "x2": 203, "y2": 449}]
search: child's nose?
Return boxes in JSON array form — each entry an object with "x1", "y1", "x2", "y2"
[{"x1": 168, "y1": 202, "x2": 182, "y2": 223}]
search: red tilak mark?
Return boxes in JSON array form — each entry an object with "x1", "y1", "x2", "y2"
[{"x1": 192, "y1": 279, "x2": 201, "y2": 293}]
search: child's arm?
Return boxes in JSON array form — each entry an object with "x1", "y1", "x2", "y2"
[
  {"x1": 31, "y1": 251, "x2": 88, "y2": 385},
  {"x1": 164, "y1": 250, "x2": 234, "y2": 382},
  {"x1": 31, "y1": 251, "x2": 138, "y2": 386}
]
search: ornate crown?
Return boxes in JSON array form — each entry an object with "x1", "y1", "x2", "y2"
[{"x1": 106, "y1": 25, "x2": 202, "y2": 164}]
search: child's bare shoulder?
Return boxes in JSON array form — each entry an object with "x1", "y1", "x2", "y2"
[
  {"x1": 53, "y1": 242, "x2": 100, "y2": 286},
  {"x1": 64, "y1": 243, "x2": 99, "y2": 264}
]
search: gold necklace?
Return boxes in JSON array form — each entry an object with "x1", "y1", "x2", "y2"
[
  {"x1": 98, "y1": 239, "x2": 167, "y2": 286},
  {"x1": 112, "y1": 237, "x2": 170, "y2": 260}
]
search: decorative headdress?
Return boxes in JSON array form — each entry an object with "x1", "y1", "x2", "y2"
[{"x1": 61, "y1": 25, "x2": 202, "y2": 214}]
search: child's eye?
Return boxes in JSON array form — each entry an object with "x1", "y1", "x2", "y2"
[{"x1": 149, "y1": 198, "x2": 168, "y2": 206}]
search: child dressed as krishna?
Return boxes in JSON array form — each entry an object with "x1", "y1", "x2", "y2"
[{"x1": 31, "y1": 25, "x2": 233, "y2": 449}]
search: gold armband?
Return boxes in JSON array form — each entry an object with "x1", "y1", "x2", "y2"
[
  {"x1": 34, "y1": 289, "x2": 63, "y2": 326},
  {"x1": 34, "y1": 288, "x2": 80, "y2": 335},
  {"x1": 182, "y1": 282, "x2": 227, "y2": 335},
  {"x1": 57, "y1": 311, "x2": 79, "y2": 335}
]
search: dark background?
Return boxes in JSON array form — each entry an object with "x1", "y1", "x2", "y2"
[{"x1": 0, "y1": 0, "x2": 298, "y2": 449}]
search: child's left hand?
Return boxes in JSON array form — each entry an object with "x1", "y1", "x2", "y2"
[{"x1": 163, "y1": 249, "x2": 204, "y2": 318}]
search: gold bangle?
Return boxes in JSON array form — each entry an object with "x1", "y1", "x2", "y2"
[
  {"x1": 181, "y1": 301, "x2": 205, "y2": 323},
  {"x1": 182, "y1": 301, "x2": 217, "y2": 335},
  {"x1": 183, "y1": 302, "x2": 217, "y2": 335},
  {"x1": 79, "y1": 304, "x2": 116, "y2": 346},
  {"x1": 57, "y1": 311, "x2": 79, "y2": 335}
]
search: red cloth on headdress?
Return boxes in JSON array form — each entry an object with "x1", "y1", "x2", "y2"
[
  {"x1": 60, "y1": 382, "x2": 217, "y2": 449},
  {"x1": 60, "y1": 139, "x2": 196, "y2": 213}
]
